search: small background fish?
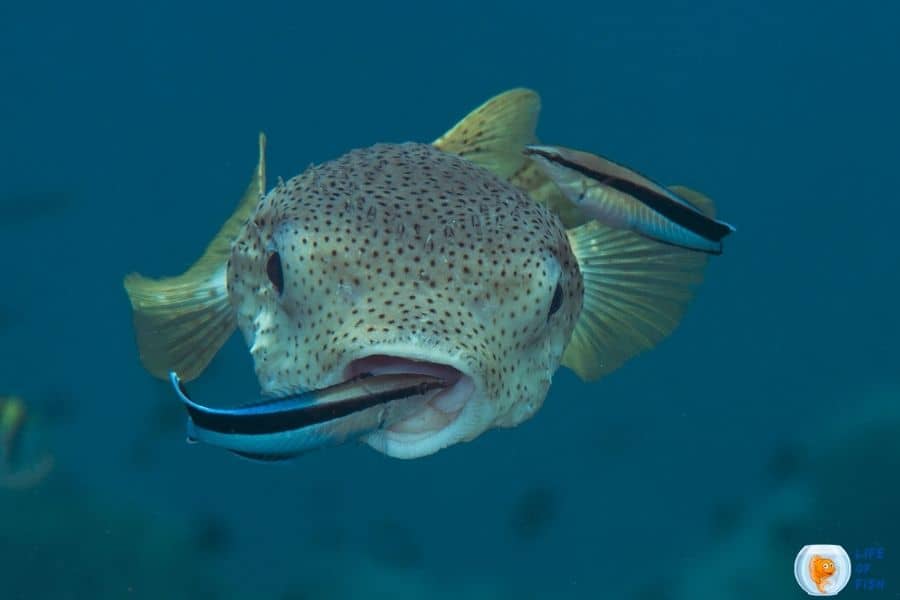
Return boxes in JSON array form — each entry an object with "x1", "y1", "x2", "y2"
[
  {"x1": 0, "y1": 190, "x2": 75, "y2": 228},
  {"x1": 2, "y1": 2, "x2": 899, "y2": 599},
  {"x1": 0, "y1": 395, "x2": 55, "y2": 490}
]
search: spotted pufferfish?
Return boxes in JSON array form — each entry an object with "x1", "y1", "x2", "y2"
[{"x1": 124, "y1": 89, "x2": 731, "y2": 460}]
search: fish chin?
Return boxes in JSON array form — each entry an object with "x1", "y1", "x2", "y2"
[{"x1": 342, "y1": 354, "x2": 488, "y2": 459}]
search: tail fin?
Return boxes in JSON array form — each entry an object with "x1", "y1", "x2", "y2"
[{"x1": 123, "y1": 133, "x2": 267, "y2": 381}]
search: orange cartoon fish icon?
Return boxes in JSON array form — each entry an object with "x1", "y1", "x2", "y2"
[
  {"x1": 795, "y1": 545, "x2": 850, "y2": 596},
  {"x1": 809, "y1": 555, "x2": 836, "y2": 594}
]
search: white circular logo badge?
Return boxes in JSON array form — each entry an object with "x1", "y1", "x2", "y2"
[{"x1": 794, "y1": 545, "x2": 852, "y2": 596}]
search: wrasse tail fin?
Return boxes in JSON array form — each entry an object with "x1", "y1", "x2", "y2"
[
  {"x1": 123, "y1": 133, "x2": 267, "y2": 381},
  {"x1": 562, "y1": 221, "x2": 708, "y2": 381},
  {"x1": 432, "y1": 88, "x2": 540, "y2": 179},
  {"x1": 668, "y1": 185, "x2": 716, "y2": 218}
]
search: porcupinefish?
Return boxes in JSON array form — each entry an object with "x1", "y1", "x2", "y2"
[{"x1": 124, "y1": 89, "x2": 730, "y2": 460}]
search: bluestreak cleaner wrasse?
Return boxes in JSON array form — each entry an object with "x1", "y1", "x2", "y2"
[
  {"x1": 0, "y1": 395, "x2": 27, "y2": 463},
  {"x1": 124, "y1": 89, "x2": 732, "y2": 459},
  {"x1": 170, "y1": 371, "x2": 451, "y2": 460},
  {"x1": 0, "y1": 395, "x2": 54, "y2": 489},
  {"x1": 525, "y1": 144, "x2": 734, "y2": 254}
]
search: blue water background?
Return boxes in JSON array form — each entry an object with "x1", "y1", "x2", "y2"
[{"x1": 1, "y1": 1, "x2": 898, "y2": 598}]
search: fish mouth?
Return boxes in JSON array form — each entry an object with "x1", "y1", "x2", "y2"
[{"x1": 342, "y1": 354, "x2": 479, "y2": 459}]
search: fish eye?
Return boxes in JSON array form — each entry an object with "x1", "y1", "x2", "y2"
[
  {"x1": 548, "y1": 281, "x2": 563, "y2": 319},
  {"x1": 266, "y1": 251, "x2": 284, "y2": 295}
]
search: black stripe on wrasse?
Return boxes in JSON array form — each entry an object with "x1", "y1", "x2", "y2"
[{"x1": 172, "y1": 373, "x2": 447, "y2": 436}]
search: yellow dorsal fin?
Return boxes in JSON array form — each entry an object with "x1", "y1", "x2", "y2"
[
  {"x1": 433, "y1": 88, "x2": 540, "y2": 179},
  {"x1": 123, "y1": 133, "x2": 267, "y2": 381},
  {"x1": 669, "y1": 185, "x2": 716, "y2": 218},
  {"x1": 432, "y1": 88, "x2": 591, "y2": 228},
  {"x1": 562, "y1": 221, "x2": 708, "y2": 381}
]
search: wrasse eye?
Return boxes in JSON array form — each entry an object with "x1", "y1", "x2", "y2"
[
  {"x1": 548, "y1": 282, "x2": 563, "y2": 319},
  {"x1": 266, "y1": 251, "x2": 284, "y2": 295}
]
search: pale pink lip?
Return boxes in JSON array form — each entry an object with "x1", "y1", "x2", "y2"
[
  {"x1": 343, "y1": 355, "x2": 473, "y2": 429},
  {"x1": 344, "y1": 355, "x2": 463, "y2": 384}
]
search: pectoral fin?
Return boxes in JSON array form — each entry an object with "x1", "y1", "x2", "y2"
[
  {"x1": 562, "y1": 221, "x2": 708, "y2": 381},
  {"x1": 123, "y1": 134, "x2": 267, "y2": 381}
]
